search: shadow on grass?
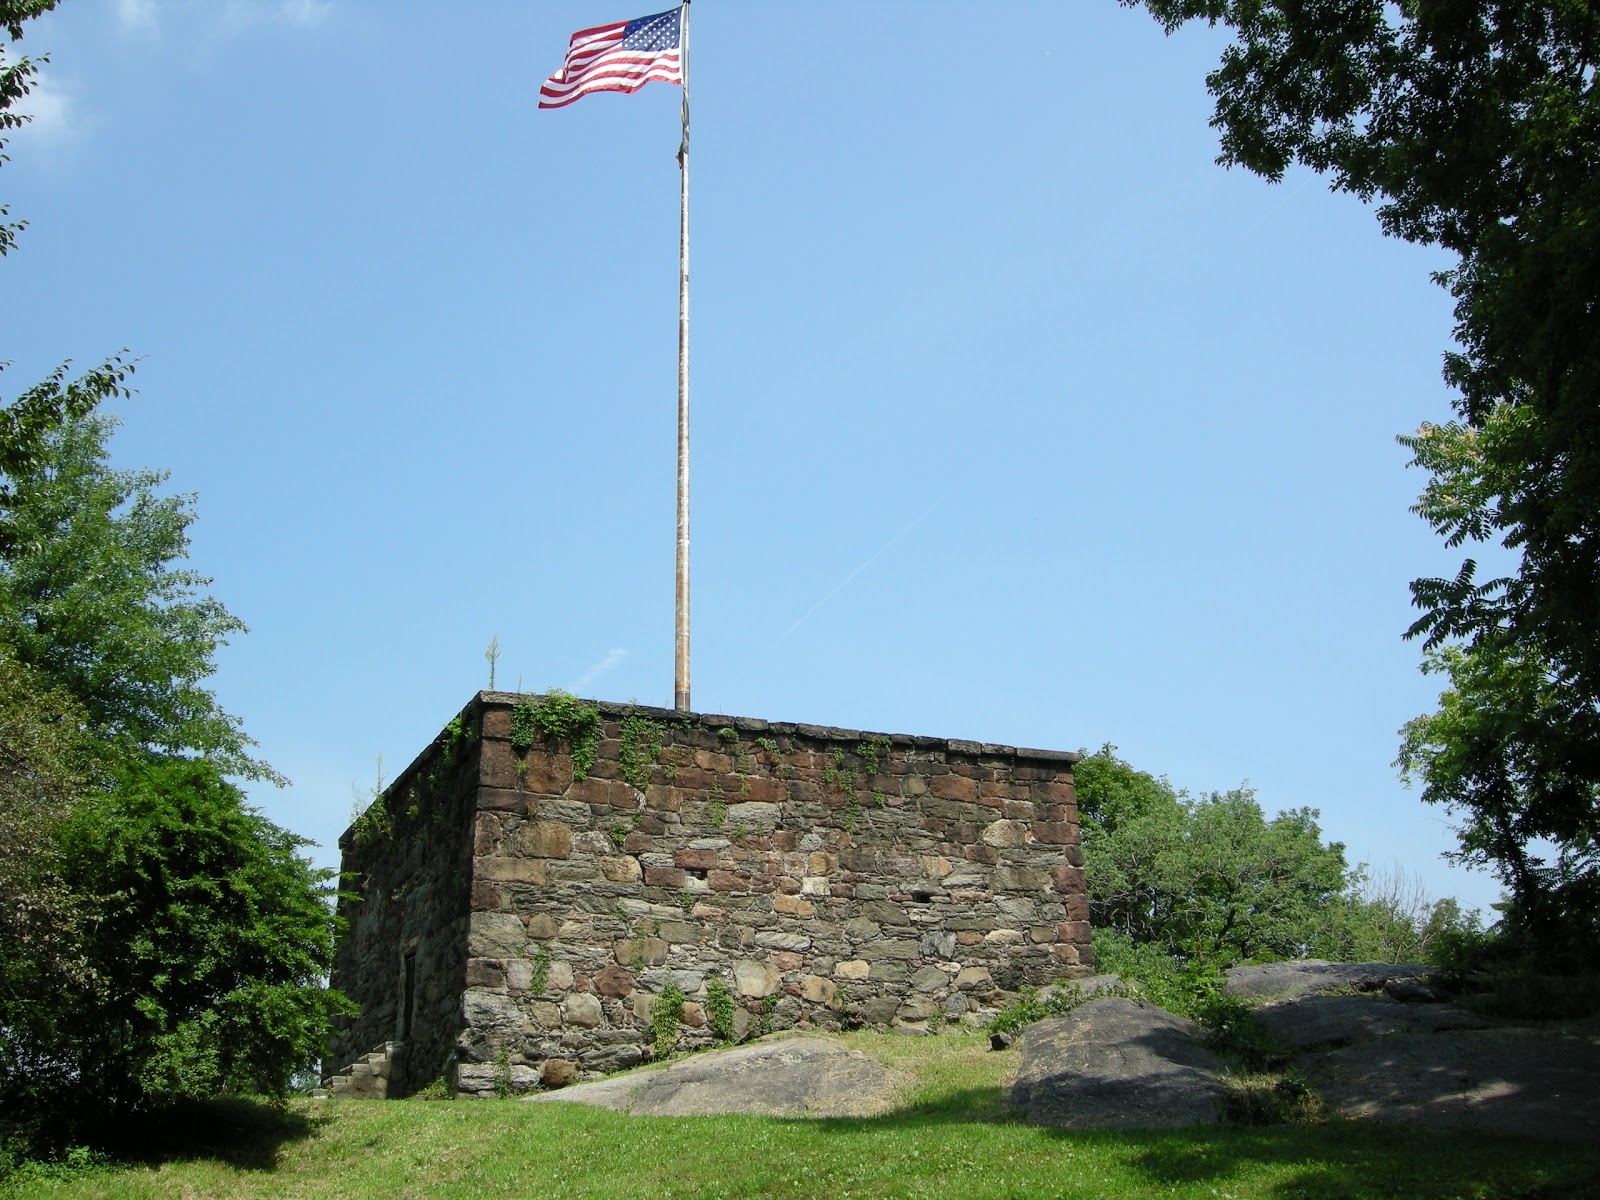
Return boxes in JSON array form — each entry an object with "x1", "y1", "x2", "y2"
[
  {"x1": 1107, "y1": 1121, "x2": 1600, "y2": 1200},
  {"x1": 791, "y1": 1087, "x2": 1600, "y2": 1200},
  {"x1": 93, "y1": 1097, "x2": 332, "y2": 1173}
]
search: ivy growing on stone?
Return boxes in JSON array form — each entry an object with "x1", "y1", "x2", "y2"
[
  {"x1": 651, "y1": 982, "x2": 686, "y2": 1059},
  {"x1": 529, "y1": 945, "x2": 553, "y2": 996},
  {"x1": 706, "y1": 975, "x2": 736, "y2": 1044},
  {"x1": 618, "y1": 708, "x2": 665, "y2": 792},
  {"x1": 425, "y1": 715, "x2": 477, "y2": 791},
  {"x1": 510, "y1": 691, "x2": 601, "y2": 781},
  {"x1": 858, "y1": 735, "x2": 893, "y2": 777}
]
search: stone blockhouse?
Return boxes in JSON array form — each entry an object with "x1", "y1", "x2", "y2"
[{"x1": 326, "y1": 693, "x2": 1091, "y2": 1097}]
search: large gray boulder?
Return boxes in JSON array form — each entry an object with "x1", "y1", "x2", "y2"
[
  {"x1": 1224, "y1": 960, "x2": 1435, "y2": 1001},
  {"x1": 525, "y1": 1036, "x2": 902, "y2": 1118},
  {"x1": 1302, "y1": 1027, "x2": 1600, "y2": 1142},
  {"x1": 1009, "y1": 997, "x2": 1228, "y2": 1128}
]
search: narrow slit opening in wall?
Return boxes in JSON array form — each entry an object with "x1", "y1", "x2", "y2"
[
  {"x1": 911, "y1": 891, "x2": 934, "y2": 903},
  {"x1": 401, "y1": 950, "x2": 417, "y2": 1042},
  {"x1": 686, "y1": 868, "x2": 708, "y2": 881}
]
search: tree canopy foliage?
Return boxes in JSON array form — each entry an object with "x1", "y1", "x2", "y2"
[
  {"x1": 0, "y1": 649, "x2": 88, "y2": 1116},
  {"x1": 0, "y1": 414, "x2": 342, "y2": 1139},
  {"x1": 1078, "y1": 745, "x2": 1475, "y2": 973},
  {"x1": 0, "y1": 417, "x2": 340, "y2": 1142},
  {"x1": 0, "y1": 432, "x2": 336, "y2": 1141},
  {"x1": 0, "y1": 416, "x2": 276, "y2": 780},
  {"x1": 1079, "y1": 748, "x2": 1350, "y2": 963},
  {"x1": 1124, "y1": 0, "x2": 1600, "y2": 965},
  {"x1": 56, "y1": 759, "x2": 349, "y2": 1115}
]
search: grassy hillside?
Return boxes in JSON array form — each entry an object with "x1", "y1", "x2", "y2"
[{"x1": 11, "y1": 1033, "x2": 1599, "y2": 1200}]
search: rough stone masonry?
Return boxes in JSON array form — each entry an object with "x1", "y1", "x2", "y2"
[{"x1": 326, "y1": 693, "x2": 1091, "y2": 1097}]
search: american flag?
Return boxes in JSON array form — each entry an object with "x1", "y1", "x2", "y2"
[{"x1": 539, "y1": 7, "x2": 683, "y2": 110}]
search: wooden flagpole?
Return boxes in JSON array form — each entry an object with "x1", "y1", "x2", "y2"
[{"x1": 674, "y1": 0, "x2": 692, "y2": 713}]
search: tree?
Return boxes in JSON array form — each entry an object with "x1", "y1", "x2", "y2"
[
  {"x1": 0, "y1": 1, "x2": 346, "y2": 1142},
  {"x1": 1398, "y1": 642, "x2": 1600, "y2": 966},
  {"x1": 0, "y1": 418, "x2": 347, "y2": 1136},
  {"x1": 52, "y1": 758, "x2": 349, "y2": 1116},
  {"x1": 0, "y1": 359, "x2": 137, "y2": 554},
  {"x1": 0, "y1": 415, "x2": 277, "y2": 781},
  {"x1": 1344, "y1": 861, "x2": 1483, "y2": 965},
  {"x1": 1122, "y1": 0, "x2": 1600, "y2": 961},
  {"x1": 0, "y1": 415, "x2": 347, "y2": 1133},
  {"x1": 1078, "y1": 745, "x2": 1363, "y2": 967}
]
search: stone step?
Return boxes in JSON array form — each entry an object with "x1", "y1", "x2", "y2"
[{"x1": 318, "y1": 1041, "x2": 406, "y2": 1100}]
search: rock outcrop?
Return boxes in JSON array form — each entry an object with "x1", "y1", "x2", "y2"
[
  {"x1": 1009, "y1": 997, "x2": 1229, "y2": 1128},
  {"x1": 1301, "y1": 1026, "x2": 1600, "y2": 1142},
  {"x1": 1008, "y1": 961, "x2": 1600, "y2": 1141},
  {"x1": 526, "y1": 1036, "x2": 904, "y2": 1117},
  {"x1": 1222, "y1": 959, "x2": 1435, "y2": 1001},
  {"x1": 1252, "y1": 993, "x2": 1491, "y2": 1052}
]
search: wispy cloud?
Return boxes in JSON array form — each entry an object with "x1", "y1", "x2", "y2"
[
  {"x1": 114, "y1": 0, "x2": 332, "y2": 40},
  {"x1": 277, "y1": 0, "x2": 330, "y2": 28},
  {"x1": 8, "y1": 72, "x2": 79, "y2": 149},
  {"x1": 571, "y1": 648, "x2": 627, "y2": 695},
  {"x1": 116, "y1": 0, "x2": 159, "y2": 31}
]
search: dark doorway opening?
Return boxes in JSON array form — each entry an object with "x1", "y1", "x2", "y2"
[{"x1": 401, "y1": 950, "x2": 417, "y2": 1042}]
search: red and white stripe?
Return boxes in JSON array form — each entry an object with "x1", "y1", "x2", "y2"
[{"x1": 538, "y1": 19, "x2": 681, "y2": 109}]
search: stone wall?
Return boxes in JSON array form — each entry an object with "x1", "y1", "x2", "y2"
[
  {"x1": 327, "y1": 705, "x2": 481, "y2": 1096},
  {"x1": 328, "y1": 693, "x2": 1091, "y2": 1097}
]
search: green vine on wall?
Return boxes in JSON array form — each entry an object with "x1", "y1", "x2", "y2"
[
  {"x1": 426, "y1": 714, "x2": 478, "y2": 791},
  {"x1": 842, "y1": 796, "x2": 862, "y2": 833},
  {"x1": 350, "y1": 714, "x2": 483, "y2": 851},
  {"x1": 618, "y1": 708, "x2": 666, "y2": 792},
  {"x1": 819, "y1": 737, "x2": 895, "y2": 808},
  {"x1": 706, "y1": 975, "x2": 736, "y2": 1044},
  {"x1": 858, "y1": 735, "x2": 894, "y2": 778},
  {"x1": 510, "y1": 690, "x2": 602, "y2": 780},
  {"x1": 350, "y1": 798, "x2": 393, "y2": 850},
  {"x1": 651, "y1": 982, "x2": 686, "y2": 1059},
  {"x1": 820, "y1": 752, "x2": 851, "y2": 792},
  {"x1": 529, "y1": 945, "x2": 553, "y2": 995}
]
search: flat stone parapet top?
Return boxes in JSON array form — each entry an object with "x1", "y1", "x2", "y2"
[{"x1": 474, "y1": 691, "x2": 1081, "y2": 765}]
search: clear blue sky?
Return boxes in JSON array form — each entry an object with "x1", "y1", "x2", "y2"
[{"x1": 6, "y1": 0, "x2": 1502, "y2": 914}]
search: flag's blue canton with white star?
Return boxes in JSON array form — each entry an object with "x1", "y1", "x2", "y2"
[{"x1": 622, "y1": 9, "x2": 680, "y2": 54}]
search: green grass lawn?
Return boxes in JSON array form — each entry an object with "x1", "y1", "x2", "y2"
[{"x1": 12, "y1": 1033, "x2": 1599, "y2": 1200}]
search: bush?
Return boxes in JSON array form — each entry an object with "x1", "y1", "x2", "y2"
[
  {"x1": 1091, "y1": 931, "x2": 1289, "y2": 1070},
  {"x1": 20, "y1": 758, "x2": 354, "y2": 1127}
]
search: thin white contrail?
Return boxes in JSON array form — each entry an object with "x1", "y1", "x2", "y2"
[
  {"x1": 1243, "y1": 171, "x2": 1317, "y2": 235},
  {"x1": 768, "y1": 495, "x2": 947, "y2": 652},
  {"x1": 571, "y1": 647, "x2": 627, "y2": 693}
]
